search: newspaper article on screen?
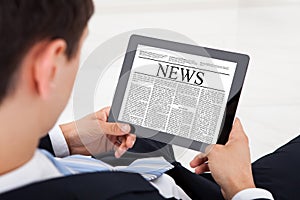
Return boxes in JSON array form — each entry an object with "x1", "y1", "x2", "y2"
[{"x1": 118, "y1": 45, "x2": 237, "y2": 144}]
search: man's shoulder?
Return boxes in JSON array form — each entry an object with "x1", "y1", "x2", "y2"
[{"x1": 0, "y1": 172, "x2": 167, "y2": 200}]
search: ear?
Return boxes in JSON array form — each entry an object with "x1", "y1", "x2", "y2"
[{"x1": 33, "y1": 39, "x2": 67, "y2": 99}]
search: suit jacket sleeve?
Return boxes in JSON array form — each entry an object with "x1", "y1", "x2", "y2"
[{"x1": 39, "y1": 135, "x2": 55, "y2": 155}]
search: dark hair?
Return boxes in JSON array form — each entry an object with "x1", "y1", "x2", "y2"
[{"x1": 0, "y1": 0, "x2": 94, "y2": 103}]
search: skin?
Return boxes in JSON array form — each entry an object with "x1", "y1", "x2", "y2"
[
  {"x1": 0, "y1": 23, "x2": 256, "y2": 199},
  {"x1": 60, "y1": 106, "x2": 136, "y2": 158},
  {"x1": 0, "y1": 27, "x2": 135, "y2": 175},
  {"x1": 190, "y1": 118, "x2": 256, "y2": 199}
]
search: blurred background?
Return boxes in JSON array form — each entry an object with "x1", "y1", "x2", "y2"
[{"x1": 58, "y1": 0, "x2": 300, "y2": 170}]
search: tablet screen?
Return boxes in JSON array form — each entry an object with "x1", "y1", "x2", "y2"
[{"x1": 118, "y1": 44, "x2": 237, "y2": 145}]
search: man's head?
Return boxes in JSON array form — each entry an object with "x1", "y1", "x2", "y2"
[{"x1": 0, "y1": 0, "x2": 94, "y2": 136}]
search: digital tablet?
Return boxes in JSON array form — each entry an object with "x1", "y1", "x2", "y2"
[{"x1": 108, "y1": 35, "x2": 249, "y2": 152}]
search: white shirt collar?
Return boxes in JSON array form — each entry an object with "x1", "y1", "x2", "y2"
[{"x1": 0, "y1": 149, "x2": 62, "y2": 194}]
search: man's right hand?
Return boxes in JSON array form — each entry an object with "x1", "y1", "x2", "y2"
[
  {"x1": 190, "y1": 119, "x2": 256, "y2": 200},
  {"x1": 60, "y1": 107, "x2": 136, "y2": 158}
]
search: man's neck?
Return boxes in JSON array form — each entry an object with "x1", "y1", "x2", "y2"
[{"x1": 0, "y1": 98, "x2": 39, "y2": 175}]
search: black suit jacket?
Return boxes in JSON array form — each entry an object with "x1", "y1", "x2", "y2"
[
  {"x1": 0, "y1": 172, "x2": 168, "y2": 200},
  {"x1": 37, "y1": 136, "x2": 272, "y2": 200},
  {"x1": 0, "y1": 135, "x2": 170, "y2": 200}
]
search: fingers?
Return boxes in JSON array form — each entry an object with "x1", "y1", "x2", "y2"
[
  {"x1": 115, "y1": 143, "x2": 127, "y2": 158},
  {"x1": 190, "y1": 153, "x2": 210, "y2": 174},
  {"x1": 231, "y1": 118, "x2": 244, "y2": 134},
  {"x1": 94, "y1": 106, "x2": 135, "y2": 158},
  {"x1": 114, "y1": 135, "x2": 135, "y2": 158},
  {"x1": 227, "y1": 118, "x2": 248, "y2": 144},
  {"x1": 95, "y1": 106, "x2": 133, "y2": 138},
  {"x1": 96, "y1": 107, "x2": 131, "y2": 136},
  {"x1": 113, "y1": 136, "x2": 125, "y2": 158},
  {"x1": 114, "y1": 134, "x2": 136, "y2": 158},
  {"x1": 125, "y1": 134, "x2": 136, "y2": 149},
  {"x1": 190, "y1": 153, "x2": 208, "y2": 168},
  {"x1": 194, "y1": 163, "x2": 210, "y2": 174},
  {"x1": 95, "y1": 106, "x2": 111, "y2": 121},
  {"x1": 99, "y1": 121, "x2": 131, "y2": 136}
]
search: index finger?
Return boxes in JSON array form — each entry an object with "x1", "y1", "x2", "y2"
[
  {"x1": 125, "y1": 134, "x2": 136, "y2": 149},
  {"x1": 190, "y1": 153, "x2": 208, "y2": 168}
]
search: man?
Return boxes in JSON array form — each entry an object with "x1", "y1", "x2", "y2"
[
  {"x1": 0, "y1": 1, "x2": 185, "y2": 199},
  {"x1": 0, "y1": 0, "x2": 295, "y2": 199},
  {"x1": 41, "y1": 111, "x2": 277, "y2": 200},
  {"x1": 46, "y1": 109, "x2": 300, "y2": 200}
]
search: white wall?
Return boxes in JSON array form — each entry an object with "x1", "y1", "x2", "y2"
[{"x1": 58, "y1": 0, "x2": 300, "y2": 170}]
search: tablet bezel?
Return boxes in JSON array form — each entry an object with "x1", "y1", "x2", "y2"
[{"x1": 108, "y1": 34, "x2": 249, "y2": 152}]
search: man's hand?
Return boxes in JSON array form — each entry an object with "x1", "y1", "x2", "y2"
[
  {"x1": 190, "y1": 119, "x2": 256, "y2": 200},
  {"x1": 60, "y1": 107, "x2": 136, "y2": 158}
]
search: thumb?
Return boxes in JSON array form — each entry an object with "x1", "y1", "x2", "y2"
[
  {"x1": 228, "y1": 118, "x2": 247, "y2": 142},
  {"x1": 95, "y1": 107, "x2": 111, "y2": 121},
  {"x1": 99, "y1": 121, "x2": 131, "y2": 136}
]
